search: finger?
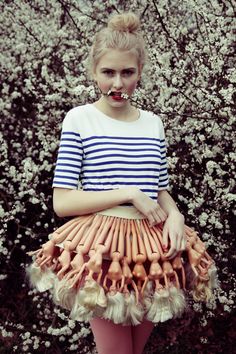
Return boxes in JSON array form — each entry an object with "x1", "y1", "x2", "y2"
[
  {"x1": 162, "y1": 224, "x2": 169, "y2": 251},
  {"x1": 150, "y1": 202, "x2": 167, "y2": 224},
  {"x1": 169, "y1": 251, "x2": 179, "y2": 260},
  {"x1": 165, "y1": 247, "x2": 178, "y2": 260},
  {"x1": 155, "y1": 209, "x2": 167, "y2": 223},
  {"x1": 151, "y1": 215, "x2": 162, "y2": 226},
  {"x1": 175, "y1": 234, "x2": 182, "y2": 252},
  {"x1": 165, "y1": 231, "x2": 177, "y2": 258},
  {"x1": 159, "y1": 208, "x2": 168, "y2": 221},
  {"x1": 180, "y1": 238, "x2": 187, "y2": 251},
  {"x1": 155, "y1": 205, "x2": 167, "y2": 222},
  {"x1": 149, "y1": 210, "x2": 162, "y2": 226},
  {"x1": 147, "y1": 213, "x2": 157, "y2": 227}
]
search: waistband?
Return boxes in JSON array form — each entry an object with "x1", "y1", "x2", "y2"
[{"x1": 96, "y1": 206, "x2": 145, "y2": 220}]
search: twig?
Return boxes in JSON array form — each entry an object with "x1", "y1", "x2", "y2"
[
  {"x1": 152, "y1": 0, "x2": 179, "y2": 45},
  {"x1": 198, "y1": 13, "x2": 214, "y2": 57},
  {"x1": 7, "y1": 10, "x2": 42, "y2": 46},
  {"x1": 63, "y1": 0, "x2": 107, "y2": 24},
  {"x1": 194, "y1": 12, "x2": 205, "y2": 43},
  {"x1": 56, "y1": 0, "x2": 86, "y2": 36},
  {"x1": 0, "y1": 319, "x2": 53, "y2": 338},
  {"x1": 56, "y1": 0, "x2": 105, "y2": 35},
  {"x1": 141, "y1": 3, "x2": 150, "y2": 17},
  {"x1": 225, "y1": 0, "x2": 236, "y2": 17}
]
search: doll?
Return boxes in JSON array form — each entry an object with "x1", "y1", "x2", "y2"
[
  {"x1": 121, "y1": 220, "x2": 144, "y2": 325},
  {"x1": 102, "y1": 218, "x2": 126, "y2": 324},
  {"x1": 140, "y1": 220, "x2": 172, "y2": 323},
  {"x1": 131, "y1": 220, "x2": 149, "y2": 293}
]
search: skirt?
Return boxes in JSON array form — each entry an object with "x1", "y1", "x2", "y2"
[{"x1": 27, "y1": 206, "x2": 217, "y2": 325}]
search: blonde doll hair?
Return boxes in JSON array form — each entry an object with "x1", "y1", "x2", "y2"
[
  {"x1": 192, "y1": 278, "x2": 212, "y2": 302},
  {"x1": 89, "y1": 12, "x2": 147, "y2": 74}
]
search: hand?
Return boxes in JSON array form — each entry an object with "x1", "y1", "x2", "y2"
[
  {"x1": 162, "y1": 211, "x2": 186, "y2": 259},
  {"x1": 129, "y1": 187, "x2": 167, "y2": 226}
]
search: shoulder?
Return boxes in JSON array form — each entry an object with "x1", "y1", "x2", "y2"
[
  {"x1": 138, "y1": 109, "x2": 166, "y2": 140},
  {"x1": 140, "y1": 109, "x2": 165, "y2": 130},
  {"x1": 62, "y1": 104, "x2": 90, "y2": 130},
  {"x1": 64, "y1": 104, "x2": 89, "y2": 122}
]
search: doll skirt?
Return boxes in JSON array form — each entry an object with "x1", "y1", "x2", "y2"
[{"x1": 27, "y1": 206, "x2": 217, "y2": 325}]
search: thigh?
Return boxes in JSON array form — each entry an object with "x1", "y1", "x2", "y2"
[
  {"x1": 90, "y1": 317, "x2": 133, "y2": 354},
  {"x1": 131, "y1": 320, "x2": 154, "y2": 354}
]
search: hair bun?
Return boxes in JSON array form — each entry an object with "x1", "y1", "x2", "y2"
[{"x1": 108, "y1": 13, "x2": 140, "y2": 33}]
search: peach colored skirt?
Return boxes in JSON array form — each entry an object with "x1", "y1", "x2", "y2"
[{"x1": 27, "y1": 206, "x2": 217, "y2": 325}]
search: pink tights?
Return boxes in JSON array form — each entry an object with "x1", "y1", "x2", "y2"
[{"x1": 90, "y1": 317, "x2": 154, "y2": 354}]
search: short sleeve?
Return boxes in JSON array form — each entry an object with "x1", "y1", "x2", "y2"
[
  {"x1": 52, "y1": 110, "x2": 83, "y2": 189},
  {"x1": 157, "y1": 118, "x2": 169, "y2": 191}
]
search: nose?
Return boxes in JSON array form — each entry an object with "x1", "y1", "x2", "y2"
[{"x1": 113, "y1": 74, "x2": 123, "y2": 89}]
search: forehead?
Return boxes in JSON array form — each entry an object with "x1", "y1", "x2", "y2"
[{"x1": 96, "y1": 49, "x2": 139, "y2": 70}]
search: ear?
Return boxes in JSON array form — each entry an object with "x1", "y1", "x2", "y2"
[
  {"x1": 91, "y1": 63, "x2": 98, "y2": 82},
  {"x1": 92, "y1": 74, "x2": 97, "y2": 84},
  {"x1": 138, "y1": 65, "x2": 143, "y2": 80},
  {"x1": 92, "y1": 69, "x2": 97, "y2": 81}
]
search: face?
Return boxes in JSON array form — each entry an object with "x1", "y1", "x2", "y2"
[{"x1": 93, "y1": 49, "x2": 141, "y2": 109}]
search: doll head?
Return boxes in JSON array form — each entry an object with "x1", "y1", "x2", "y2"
[
  {"x1": 89, "y1": 12, "x2": 147, "y2": 76},
  {"x1": 78, "y1": 278, "x2": 107, "y2": 310}
]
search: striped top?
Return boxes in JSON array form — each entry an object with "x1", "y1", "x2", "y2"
[{"x1": 52, "y1": 104, "x2": 169, "y2": 200}]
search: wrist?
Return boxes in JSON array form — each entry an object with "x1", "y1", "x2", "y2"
[
  {"x1": 124, "y1": 186, "x2": 140, "y2": 203},
  {"x1": 168, "y1": 209, "x2": 184, "y2": 220}
]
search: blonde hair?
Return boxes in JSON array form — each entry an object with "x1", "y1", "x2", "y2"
[
  {"x1": 89, "y1": 12, "x2": 147, "y2": 74},
  {"x1": 192, "y1": 278, "x2": 213, "y2": 302}
]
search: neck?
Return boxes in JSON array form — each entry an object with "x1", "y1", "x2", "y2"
[{"x1": 94, "y1": 97, "x2": 136, "y2": 121}]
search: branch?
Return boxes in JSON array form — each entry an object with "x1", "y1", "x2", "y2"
[
  {"x1": 65, "y1": 0, "x2": 107, "y2": 24},
  {"x1": 152, "y1": 0, "x2": 178, "y2": 45},
  {"x1": 194, "y1": 12, "x2": 206, "y2": 42},
  {"x1": 225, "y1": 0, "x2": 236, "y2": 17},
  {"x1": 0, "y1": 190, "x2": 11, "y2": 212},
  {"x1": 141, "y1": 3, "x2": 150, "y2": 17},
  {"x1": 7, "y1": 9, "x2": 42, "y2": 46},
  {"x1": 0, "y1": 318, "x2": 56, "y2": 339},
  {"x1": 56, "y1": 0, "x2": 86, "y2": 36},
  {"x1": 56, "y1": 0, "x2": 105, "y2": 34},
  {"x1": 198, "y1": 13, "x2": 214, "y2": 56},
  {"x1": 132, "y1": 95, "x2": 225, "y2": 120}
]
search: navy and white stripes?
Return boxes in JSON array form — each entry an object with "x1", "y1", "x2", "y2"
[{"x1": 52, "y1": 104, "x2": 169, "y2": 200}]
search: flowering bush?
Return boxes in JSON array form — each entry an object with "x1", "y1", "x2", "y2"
[{"x1": 0, "y1": 0, "x2": 235, "y2": 353}]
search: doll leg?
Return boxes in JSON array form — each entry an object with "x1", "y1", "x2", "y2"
[
  {"x1": 90, "y1": 317, "x2": 133, "y2": 354},
  {"x1": 131, "y1": 319, "x2": 154, "y2": 354}
]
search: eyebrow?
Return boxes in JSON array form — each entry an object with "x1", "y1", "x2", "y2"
[{"x1": 101, "y1": 67, "x2": 137, "y2": 71}]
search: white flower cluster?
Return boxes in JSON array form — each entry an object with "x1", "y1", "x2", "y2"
[
  {"x1": 0, "y1": 326, "x2": 14, "y2": 338},
  {"x1": 0, "y1": 0, "x2": 235, "y2": 352}
]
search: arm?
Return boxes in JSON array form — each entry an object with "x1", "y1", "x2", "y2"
[
  {"x1": 53, "y1": 187, "x2": 167, "y2": 225},
  {"x1": 158, "y1": 190, "x2": 182, "y2": 215},
  {"x1": 158, "y1": 190, "x2": 185, "y2": 259},
  {"x1": 53, "y1": 187, "x2": 132, "y2": 217}
]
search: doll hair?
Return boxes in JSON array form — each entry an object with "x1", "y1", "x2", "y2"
[
  {"x1": 124, "y1": 291, "x2": 144, "y2": 325},
  {"x1": 70, "y1": 279, "x2": 107, "y2": 322},
  {"x1": 52, "y1": 277, "x2": 77, "y2": 311},
  {"x1": 184, "y1": 261, "x2": 217, "y2": 302},
  {"x1": 192, "y1": 278, "x2": 213, "y2": 302},
  {"x1": 146, "y1": 288, "x2": 173, "y2": 323},
  {"x1": 89, "y1": 12, "x2": 147, "y2": 74},
  {"x1": 193, "y1": 263, "x2": 219, "y2": 302},
  {"x1": 26, "y1": 262, "x2": 56, "y2": 292},
  {"x1": 102, "y1": 291, "x2": 126, "y2": 324},
  {"x1": 168, "y1": 286, "x2": 187, "y2": 318},
  {"x1": 78, "y1": 278, "x2": 107, "y2": 310}
]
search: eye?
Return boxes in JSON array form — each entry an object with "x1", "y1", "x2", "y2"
[
  {"x1": 122, "y1": 69, "x2": 135, "y2": 77},
  {"x1": 102, "y1": 70, "x2": 114, "y2": 77}
]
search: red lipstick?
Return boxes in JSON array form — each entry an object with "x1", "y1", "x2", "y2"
[
  {"x1": 106, "y1": 90, "x2": 129, "y2": 100},
  {"x1": 112, "y1": 94, "x2": 123, "y2": 101}
]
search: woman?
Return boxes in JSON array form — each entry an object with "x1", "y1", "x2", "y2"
[{"x1": 28, "y1": 12, "x2": 215, "y2": 354}]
